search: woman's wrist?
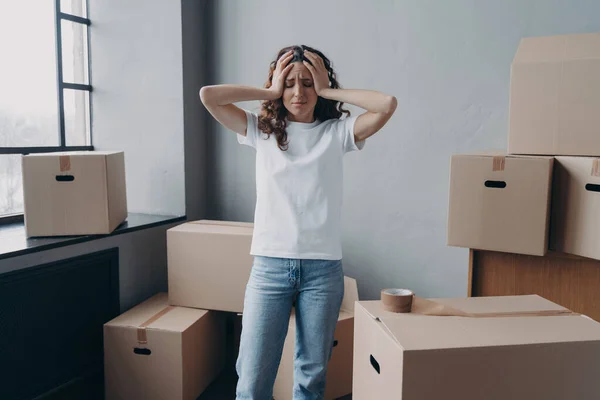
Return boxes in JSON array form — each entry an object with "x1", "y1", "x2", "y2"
[
  {"x1": 264, "y1": 87, "x2": 281, "y2": 101},
  {"x1": 318, "y1": 87, "x2": 336, "y2": 99}
]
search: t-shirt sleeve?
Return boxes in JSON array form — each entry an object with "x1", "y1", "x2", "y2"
[
  {"x1": 338, "y1": 115, "x2": 366, "y2": 154},
  {"x1": 237, "y1": 110, "x2": 260, "y2": 149}
]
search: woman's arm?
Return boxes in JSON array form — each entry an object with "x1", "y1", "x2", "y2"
[
  {"x1": 303, "y1": 51, "x2": 397, "y2": 142},
  {"x1": 200, "y1": 50, "x2": 294, "y2": 136},
  {"x1": 199, "y1": 85, "x2": 276, "y2": 135},
  {"x1": 318, "y1": 88, "x2": 397, "y2": 141}
]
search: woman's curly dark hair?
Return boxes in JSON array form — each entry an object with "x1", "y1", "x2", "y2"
[{"x1": 258, "y1": 45, "x2": 350, "y2": 151}]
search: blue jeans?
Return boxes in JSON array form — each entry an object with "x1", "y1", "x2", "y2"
[{"x1": 235, "y1": 256, "x2": 345, "y2": 400}]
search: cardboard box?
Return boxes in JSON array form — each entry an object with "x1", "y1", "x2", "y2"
[
  {"x1": 22, "y1": 151, "x2": 127, "y2": 237},
  {"x1": 550, "y1": 156, "x2": 600, "y2": 259},
  {"x1": 508, "y1": 32, "x2": 600, "y2": 156},
  {"x1": 273, "y1": 277, "x2": 358, "y2": 400},
  {"x1": 104, "y1": 293, "x2": 226, "y2": 400},
  {"x1": 447, "y1": 153, "x2": 554, "y2": 256},
  {"x1": 167, "y1": 220, "x2": 254, "y2": 313},
  {"x1": 353, "y1": 295, "x2": 600, "y2": 400}
]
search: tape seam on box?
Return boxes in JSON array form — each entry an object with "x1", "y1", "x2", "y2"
[
  {"x1": 492, "y1": 156, "x2": 506, "y2": 172},
  {"x1": 592, "y1": 159, "x2": 600, "y2": 177},
  {"x1": 59, "y1": 155, "x2": 71, "y2": 172},
  {"x1": 136, "y1": 306, "x2": 175, "y2": 344}
]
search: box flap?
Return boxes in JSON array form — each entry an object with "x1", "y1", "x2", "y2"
[
  {"x1": 105, "y1": 293, "x2": 207, "y2": 333},
  {"x1": 24, "y1": 150, "x2": 122, "y2": 157},
  {"x1": 192, "y1": 219, "x2": 254, "y2": 228},
  {"x1": 452, "y1": 150, "x2": 506, "y2": 157},
  {"x1": 356, "y1": 296, "x2": 600, "y2": 351},
  {"x1": 421, "y1": 295, "x2": 568, "y2": 315},
  {"x1": 150, "y1": 307, "x2": 209, "y2": 332},
  {"x1": 169, "y1": 220, "x2": 253, "y2": 235},
  {"x1": 340, "y1": 277, "x2": 358, "y2": 314},
  {"x1": 513, "y1": 32, "x2": 600, "y2": 64},
  {"x1": 452, "y1": 152, "x2": 553, "y2": 160},
  {"x1": 359, "y1": 295, "x2": 568, "y2": 320}
]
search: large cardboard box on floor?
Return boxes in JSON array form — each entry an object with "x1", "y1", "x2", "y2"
[
  {"x1": 22, "y1": 151, "x2": 127, "y2": 237},
  {"x1": 104, "y1": 293, "x2": 226, "y2": 400},
  {"x1": 353, "y1": 295, "x2": 600, "y2": 400},
  {"x1": 508, "y1": 32, "x2": 600, "y2": 156},
  {"x1": 447, "y1": 153, "x2": 554, "y2": 256},
  {"x1": 550, "y1": 156, "x2": 600, "y2": 260},
  {"x1": 273, "y1": 277, "x2": 358, "y2": 400},
  {"x1": 167, "y1": 220, "x2": 254, "y2": 313}
]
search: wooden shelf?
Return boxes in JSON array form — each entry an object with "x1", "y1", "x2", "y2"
[{"x1": 469, "y1": 249, "x2": 600, "y2": 322}]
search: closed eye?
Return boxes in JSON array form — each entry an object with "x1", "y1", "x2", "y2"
[{"x1": 285, "y1": 79, "x2": 313, "y2": 88}]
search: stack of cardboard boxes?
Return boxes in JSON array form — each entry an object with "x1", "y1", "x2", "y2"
[
  {"x1": 104, "y1": 220, "x2": 358, "y2": 400},
  {"x1": 350, "y1": 32, "x2": 600, "y2": 399},
  {"x1": 447, "y1": 31, "x2": 600, "y2": 260},
  {"x1": 18, "y1": 124, "x2": 356, "y2": 400}
]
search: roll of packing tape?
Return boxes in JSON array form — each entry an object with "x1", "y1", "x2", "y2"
[{"x1": 381, "y1": 288, "x2": 414, "y2": 313}]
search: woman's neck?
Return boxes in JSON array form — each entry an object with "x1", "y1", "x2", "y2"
[{"x1": 287, "y1": 113, "x2": 315, "y2": 123}]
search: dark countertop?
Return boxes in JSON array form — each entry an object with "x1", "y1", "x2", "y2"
[{"x1": 0, "y1": 213, "x2": 186, "y2": 261}]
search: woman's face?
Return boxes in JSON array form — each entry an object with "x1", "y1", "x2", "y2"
[{"x1": 282, "y1": 61, "x2": 318, "y2": 122}]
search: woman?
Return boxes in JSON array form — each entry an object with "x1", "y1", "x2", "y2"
[{"x1": 200, "y1": 45, "x2": 396, "y2": 400}]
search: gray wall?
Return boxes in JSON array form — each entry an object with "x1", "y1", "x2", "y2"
[
  {"x1": 207, "y1": 0, "x2": 600, "y2": 300},
  {"x1": 90, "y1": 0, "x2": 186, "y2": 216}
]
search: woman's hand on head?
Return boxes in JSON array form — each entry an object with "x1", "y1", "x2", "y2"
[
  {"x1": 303, "y1": 51, "x2": 330, "y2": 96},
  {"x1": 269, "y1": 50, "x2": 294, "y2": 99}
]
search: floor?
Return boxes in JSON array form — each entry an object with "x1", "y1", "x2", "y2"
[
  {"x1": 197, "y1": 368, "x2": 352, "y2": 400},
  {"x1": 197, "y1": 369, "x2": 237, "y2": 399}
]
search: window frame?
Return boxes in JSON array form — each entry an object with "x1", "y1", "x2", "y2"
[{"x1": 0, "y1": 0, "x2": 93, "y2": 224}]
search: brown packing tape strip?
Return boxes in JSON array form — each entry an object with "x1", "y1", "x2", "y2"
[
  {"x1": 136, "y1": 306, "x2": 175, "y2": 345},
  {"x1": 592, "y1": 159, "x2": 600, "y2": 177},
  {"x1": 492, "y1": 156, "x2": 505, "y2": 172},
  {"x1": 59, "y1": 155, "x2": 71, "y2": 172},
  {"x1": 381, "y1": 289, "x2": 414, "y2": 313},
  {"x1": 410, "y1": 297, "x2": 578, "y2": 318}
]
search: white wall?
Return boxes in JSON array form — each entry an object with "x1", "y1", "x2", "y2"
[
  {"x1": 90, "y1": 0, "x2": 186, "y2": 216},
  {"x1": 208, "y1": 0, "x2": 600, "y2": 300}
]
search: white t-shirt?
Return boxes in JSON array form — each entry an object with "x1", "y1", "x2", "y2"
[{"x1": 237, "y1": 110, "x2": 365, "y2": 260}]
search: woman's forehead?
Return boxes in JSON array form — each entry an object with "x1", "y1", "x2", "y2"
[{"x1": 287, "y1": 62, "x2": 311, "y2": 77}]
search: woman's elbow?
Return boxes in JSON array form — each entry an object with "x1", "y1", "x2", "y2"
[
  {"x1": 385, "y1": 95, "x2": 398, "y2": 115},
  {"x1": 199, "y1": 86, "x2": 213, "y2": 105}
]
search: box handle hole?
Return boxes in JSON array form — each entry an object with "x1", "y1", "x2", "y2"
[
  {"x1": 133, "y1": 347, "x2": 151, "y2": 356},
  {"x1": 333, "y1": 340, "x2": 338, "y2": 348},
  {"x1": 585, "y1": 184, "x2": 600, "y2": 193},
  {"x1": 370, "y1": 354, "x2": 380, "y2": 374},
  {"x1": 56, "y1": 175, "x2": 75, "y2": 182},
  {"x1": 484, "y1": 180, "x2": 506, "y2": 189}
]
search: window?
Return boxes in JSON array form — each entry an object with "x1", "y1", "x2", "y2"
[{"x1": 0, "y1": 0, "x2": 92, "y2": 222}]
